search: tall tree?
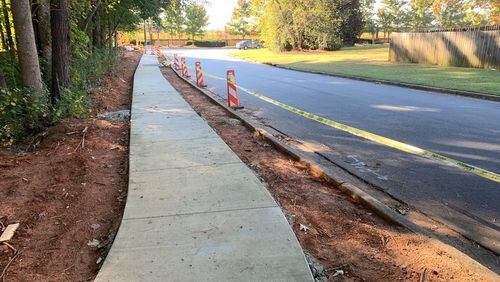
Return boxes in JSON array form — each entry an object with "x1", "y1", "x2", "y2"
[
  {"x1": 11, "y1": 0, "x2": 44, "y2": 91},
  {"x1": 464, "y1": 0, "x2": 499, "y2": 25},
  {"x1": 163, "y1": 1, "x2": 185, "y2": 41},
  {"x1": 1, "y1": 0, "x2": 14, "y2": 50},
  {"x1": 253, "y1": 0, "x2": 363, "y2": 51},
  {"x1": 377, "y1": 0, "x2": 406, "y2": 36},
  {"x1": 432, "y1": 0, "x2": 467, "y2": 27},
  {"x1": 92, "y1": 0, "x2": 103, "y2": 48},
  {"x1": 184, "y1": 3, "x2": 209, "y2": 40},
  {"x1": 338, "y1": 0, "x2": 364, "y2": 45},
  {"x1": 361, "y1": 0, "x2": 378, "y2": 41},
  {"x1": 0, "y1": 9, "x2": 5, "y2": 49},
  {"x1": 226, "y1": 0, "x2": 254, "y2": 39},
  {"x1": 50, "y1": 0, "x2": 71, "y2": 101},
  {"x1": 33, "y1": 0, "x2": 52, "y2": 78},
  {"x1": 407, "y1": 0, "x2": 435, "y2": 29}
]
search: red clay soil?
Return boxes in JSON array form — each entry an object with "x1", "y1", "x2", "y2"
[
  {"x1": 0, "y1": 51, "x2": 141, "y2": 281},
  {"x1": 160, "y1": 66, "x2": 493, "y2": 282}
]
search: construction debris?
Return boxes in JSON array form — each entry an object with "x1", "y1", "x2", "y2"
[
  {"x1": 98, "y1": 110, "x2": 131, "y2": 122},
  {"x1": 299, "y1": 223, "x2": 310, "y2": 232},
  {"x1": 0, "y1": 223, "x2": 20, "y2": 242}
]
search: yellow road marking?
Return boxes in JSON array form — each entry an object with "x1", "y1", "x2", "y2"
[{"x1": 170, "y1": 58, "x2": 500, "y2": 183}]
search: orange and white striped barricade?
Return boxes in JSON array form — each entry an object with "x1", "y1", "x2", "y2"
[
  {"x1": 226, "y1": 70, "x2": 242, "y2": 109},
  {"x1": 181, "y1": 57, "x2": 190, "y2": 77},
  {"x1": 195, "y1": 62, "x2": 207, "y2": 87},
  {"x1": 173, "y1": 54, "x2": 181, "y2": 70}
]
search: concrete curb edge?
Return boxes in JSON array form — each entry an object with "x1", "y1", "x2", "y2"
[{"x1": 168, "y1": 65, "x2": 499, "y2": 279}]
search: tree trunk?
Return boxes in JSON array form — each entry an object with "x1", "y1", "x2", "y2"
[
  {"x1": 1, "y1": 0, "x2": 14, "y2": 51},
  {"x1": 143, "y1": 19, "x2": 147, "y2": 45},
  {"x1": 0, "y1": 12, "x2": 5, "y2": 49},
  {"x1": 34, "y1": 0, "x2": 51, "y2": 79},
  {"x1": 83, "y1": 0, "x2": 101, "y2": 33},
  {"x1": 92, "y1": 1, "x2": 102, "y2": 49},
  {"x1": 50, "y1": 0, "x2": 71, "y2": 101},
  {"x1": 148, "y1": 20, "x2": 153, "y2": 45},
  {"x1": 11, "y1": 0, "x2": 44, "y2": 91},
  {"x1": 0, "y1": 68, "x2": 6, "y2": 88}
]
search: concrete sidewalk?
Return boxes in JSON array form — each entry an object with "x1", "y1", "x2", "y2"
[{"x1": 95, "y1": 54, "x2": 313, "y2": 281}]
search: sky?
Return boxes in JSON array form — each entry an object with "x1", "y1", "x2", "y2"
[
  {"x1": 206, "y1": 0, "x2": 239, "y2": 30},
  {"x1": 204, "y1": 0, "x2": 384, "y2": 31}
]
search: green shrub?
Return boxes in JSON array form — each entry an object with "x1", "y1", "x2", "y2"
[
  {"x1": 0, "y1": 47, "x2": 119, "y2": 146},
  {"x1": 0, "y1": 22, "x2": 120, "y2": 145},
  {"x1": 0, "y1": 87, "x2": 50, "y2": 145},
  {"x1": 194, "y1": 40, "x2": 226, "y2": 47},
  {"x1": 0, "y1": 51, "x2": 21, "y2": 87},
  {"x1": 51, "y1": 87, "x2": 90, "y2": 122},
  {"x1": 72, "y1": 48, "x2": 119, "y2": 85}
]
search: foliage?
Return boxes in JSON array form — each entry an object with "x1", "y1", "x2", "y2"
[
  {"x1": 252, "y1": 0, "x2": 361, "y2": 51},
  {"x1": 373, "y1": 0, "x2": 499, "y2": 35},
  {"x1": 0, "y1": 0, "x2": 179, "y2": 145},
  {"x1": 338, "y1": 0, "x2": 364, "y2": 45},
  {"x1": 432, "y1": 0, "x2": 467, "y2": 27},
  {"x1": 193, "y1": 40, "x2": 226, "y2": 47},
  {"x1": 226, "y1": 0, "x2": 255, "y2": 39},
  {"x1": 0, "y1": 87, "x2": 49, "y2": 144},
  {"x1": 406, "y1": 0, "x2": 434, "y2": 29},
  {"x1": 184, "y1": 3, "x2": 209, "y2": 40},
  {"x1": 463, "y1": 0, "x2": 499, "y2": 25},
  {"x1": 361, "y1": 0, "x2": 377, "y2": 34},
  {"x1": 376, "y1": 0, "x2": 407, "y2": 34},
  {"x1": 163, "y1": 0, "x2": 186, "y2": 38}
]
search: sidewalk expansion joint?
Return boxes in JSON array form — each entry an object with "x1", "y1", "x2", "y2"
[
  {"x1": 122, "y1": 205, "x2": 279, "y2": 221},
  {"x1": 130, "y1": 161, "x2": 243, "y2": 173}
]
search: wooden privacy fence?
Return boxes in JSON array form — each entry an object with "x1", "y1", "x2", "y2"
[{"x1": 389, "y1": 25, "x2": 500, "y2": 70}]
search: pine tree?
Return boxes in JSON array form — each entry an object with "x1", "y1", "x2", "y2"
[{"x1": 11, "y1": 0, "x2": 44, "y2": 91}]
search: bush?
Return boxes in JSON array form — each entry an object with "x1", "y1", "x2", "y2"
[
  {"x1": 320, "y1": 34, "x2": 342, "y2": 51},
  {"x1": 0, "y1": 87, "x2": 50, "y2": 145},
  {"x1": 0, "y1": 47, "x2": 119, "y2": 146},
  {"x1": 72, "y1": 48, "x2": 119, "y2": 85},
  {"x1": 0, "y1": 24, "x2": 120, "y2": 145},
  {"x1": 193, "y1": 40, "x2": 226, "y2": 47},
  {"x1": 58, "y1": 48, "x2": 119, "y2": 120},
  {"x1": 130, "y1": 39, "x2": 136, "y2": 45}
]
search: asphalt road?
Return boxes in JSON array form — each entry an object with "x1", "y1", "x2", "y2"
[{"x1": 162, "y1": 48, "x2": 500, "y2": 254}]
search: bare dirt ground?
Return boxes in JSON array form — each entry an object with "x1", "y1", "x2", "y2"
[
  {"x1": 160, "y1": 65, "x2": 494, "y2": 281},
  {"x1": 0, "y1": 51, "x2": 140, "y2": 281}
]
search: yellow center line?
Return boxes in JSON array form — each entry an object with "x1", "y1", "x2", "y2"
[{"x1": 168, "y1": 57, "x2": 500, "y2": 183}]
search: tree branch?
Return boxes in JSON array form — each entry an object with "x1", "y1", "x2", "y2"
[{"x1": 83, "y1": 0, "x2": 101, "y2": 33}]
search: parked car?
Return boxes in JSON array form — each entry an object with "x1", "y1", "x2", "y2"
[{"x1": 236, "y1": 40, "x2": 262, "y2": 50}]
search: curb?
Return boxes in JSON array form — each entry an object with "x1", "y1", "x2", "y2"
[
  {"x1": 263, "y1": 63, "x2": 500, "y2": 103},
  {"x1": 168, "y1": 65, "x2": 499, "y2": 279}
]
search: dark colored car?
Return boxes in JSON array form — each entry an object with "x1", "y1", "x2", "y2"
[{"x1": 236, "y1": 40, "x2": 262, "y2": 50}]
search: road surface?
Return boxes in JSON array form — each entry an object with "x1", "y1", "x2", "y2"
[{"x1": 162, "y1": 48, "x2": 500, "y2": 254}]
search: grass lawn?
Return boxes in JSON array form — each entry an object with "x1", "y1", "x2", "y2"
[{"x1": 229, "y1": 45, "x2": 500, "y2": 96}]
